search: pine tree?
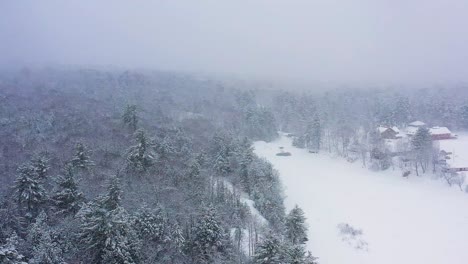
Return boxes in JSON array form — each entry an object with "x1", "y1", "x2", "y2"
[
  {"x1": 460, "y1": 104, "x2": 468, "y2": 129},
  {"x1": 133, "y1": 204, "x2": 166, "y2": 241},
  {"x1": 187, "y1": 206, "x2": 229, "y2": 263},
  {"x1": 412, "y1": 127, "x2": 433, "y2": 175},
  {"x1": 252, "y1": 233, "x2": 284, "y2": 264},
  {"x1": 188, "y1": 158, "x2": 205, "y2": 202},
  {"x1": 77, "y1": 177, "x2": 140, "y2": 264},
  {"x1": 52, "y1": 164, "x2": 85, "y2": 216},
  {"x1": 286, "y1": 205, "x2": 308, "y2": 245},
  {"x1": 286, "y1": 244, "x2": 318, "y2": 264},
  {"x1": 238, "y1": 137, "x2": 254, "y2": 194},
  {"x1": 307, "y1": 115, "x2": 321, "y2": 152},
  {"x1": 166, "y1": 222, "x2": 186, "y2": 262},
  {"x1": 30, "y1": 154, "x2": 50, "y2": 181},
  {"x1": 71, "y1": 142, "x2": 94, "y2": 169},
  {"x1": 214, "y1": 146, "x2": 231, "y2": 175},
  {"x1": 122, "y1": 104, "x2": 138, "y2": 131},
  {"x1": 126, "y1": 129, "x2": 155, "y2": 173},
  {"x1": 13, "y1": 164, "x2": 46, "y2": 218},
  {"x1": 27, "y1": 212, "x2": 65, "y2": 264},
  {"x1": 304, "y1": 251, "x2": 319, "y2": 264},
  {"x1": 287, "y1": 244, "x2": 307, "y2": 264},
  {"x1": 0, "y1": 232, "x2": 27, "y2": 264},
  {"x1": 98, "y1": 176, "x2": 122, "y2": 211}
]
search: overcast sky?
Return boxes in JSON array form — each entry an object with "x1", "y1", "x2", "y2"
[{"x1": 1, "y1": 0, "x2": 468, "y2": 86}]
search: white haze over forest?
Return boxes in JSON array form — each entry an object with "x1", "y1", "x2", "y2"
[{"x1": 2, "y1": 0, "x2": 468, "y2": 86}]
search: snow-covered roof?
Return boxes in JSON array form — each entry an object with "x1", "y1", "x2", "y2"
[
  {"x1": 377, "y1": 126, "x2": 397, "y2": 134},
  {"x1": 409, "y1": 121, "x2": 426, "y2": 127},
  {"x1": 405, "y1": 126, "x2": 419, "y2": 135},
  {"x1": 429, "y1": 126, "x2": 451, "y2": 135},
  {"x1": 392, "y1": 126, "x2": 400, "y2": 133},
  {"x1": 377, "y1": 126, "x2": 389, "y2": 133}
]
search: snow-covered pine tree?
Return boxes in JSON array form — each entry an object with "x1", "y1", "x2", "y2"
[
  {"x1": 287, "y1": 244, "x2": 309, "y2": 264},
  {"x1": 98, "y1": 176, "x2": 122, "y2": 211},
  {"x1": 77, "y1": 177, "x2": 140, "y2": 264},
  {"x1": 71, "y1": 142, "x2": 94, "y2": 169},
  {"x1": 27, "y1": 211, "x2": 65, "y2": 264},
  {"x1": 411, "y1": 127, "x2": 433, "y2": 175},
  {"x1": 188, "y1": 158, "x2": 206, "y2": 203},
  {"x1": 52, "y1": 164, "x2": 85, "y2": 216},
  {"x1": 187, "y1": 205, "x2": 230, "y2": 263},
  {"x1": 133, "y1": 204, "x2": 166, "y2": 241},
  {"x1": 126, "y1": 129, "x2": 155, "y2": 173},
  {"x1": 122, "y1": 104, "x2": 138, "y2": 131},
  {"x1": 166, "y1": 221, "x2": 186, "y2": 262},
  {"x1": 237, "y1": 137, "x2": 254, "y2": 195},
  {"x1": 308, "y1": 115, "x2": 321, "y2": 152},
  {"x1": 304, "y1": 251, "x2": 319, "y2": 264},
  {"x1": 252, "y1": 233, "x2": 284, "y2": 264},
  {"x1": 30, "y1": 154, "x2": 50, "y2": 182},
  {"x1": 286, "y1": 205, "x2": 308, "y2": 245},
  {"x1": 0, "y1": 232, "x2": 27, "y2": 264},
  {"x1": 13, "y1": 164, "x2": 46, "y2": 219},
  {"x1": 460, "y1": 104, "x2": 468, "y2": 129},
  {"x1": 214, "y1": 146, "x2": 231, "y2": 176},
  {"x1": 99, "y1": 208, "x2": 140, "y2": 264}
]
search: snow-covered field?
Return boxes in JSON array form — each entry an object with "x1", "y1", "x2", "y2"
[
  {"x1": 254, "y1": 135, "x2": 468, "y2": 264},
  {"x1": 439, "y1": 132, "x2": 468, "y2": 169}
]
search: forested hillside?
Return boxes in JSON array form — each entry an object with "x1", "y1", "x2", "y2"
[{"x1": 0, "y1": 69, "x2": 314, "y2": 264}]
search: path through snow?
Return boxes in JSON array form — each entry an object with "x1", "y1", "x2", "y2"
[{"x1": 254, "y1": 135, "x2": 468, "y2": 264}]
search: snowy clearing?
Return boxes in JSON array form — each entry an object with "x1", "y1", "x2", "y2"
[
  {"x1": 439, "y1": 132, "x2": 468, "y2": 169},
  {"x1": 254, "y1": 135, "x2": 468, "y2": 264}
]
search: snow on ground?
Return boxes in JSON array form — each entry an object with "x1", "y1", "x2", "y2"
[
  {"x1": 217, "y1": 177, "x2": 267, "y2": 224},
  {"x1": 254, "y1": 135, "x2": 468, "y2": 264},
  {"x1": 439, "y1": 132, "x2": 468, "y2": 169}
]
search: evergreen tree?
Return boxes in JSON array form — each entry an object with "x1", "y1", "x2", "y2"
[
  {"x1": 122, "y1": 104, "x2": 138, "y2": 131},
  {"x1": 77, "y1": 177, "x2": 140, "y2": 264},
  {"x1": 13, "y1": 164, "x2": 46, "y2": 218},
  {"x1": 214, "y1": 146, "x2": 231, "y2": 175},
  {"x1": 187, "y1": 158, "x2": 205, "y2": 202},
  {"x1": 30, "y1": 154, "x2": 50, "y2": 181},
  {"x1": 286, "y1": 205, "x2": 308, "y2": 245},
  {"x1": 71, "y1": 142, "x2": 94, "y2": 169},
  {"x1": 304, "y1": 251, "x2": 319, "y2": 264},
  {"x1": 27, "y1": 212, "x2": 65, "y2": 264},
  {"x1": 98, "y1": 176, "x2": 122, "y2": 211},
  {"x1": 166, "y1": 222, "x2": 186, "y2": 262},
  {"x1": 52, "y1": 164, "x2": 85, "y2": 216},
  {"x1": 287, "y1": 244, "x2": 308, "y2": 264},
  {"x1": 133, "y1": 204, "x2": 166, "y2": 241},
  {"x1": 411, "y1": 127, "x2": 433, "y2": 175},
  {"x1": 0, "y1": 232, "x2": 27, "y2": 264},
  {"x1": 126, "y1": 129, "x2": 155, "y2": 173},
  {"x1": 252, "y1": 233, "x2": 284, "y2": 264},
  {"x1": 459, "y1": 104, "x2": 468, "y2": 129},
  {"x1": 307, "y1": 115, "x2": 321, "y2": 152},
  {"x1": 238, "y1": 137, "x2": 254, "y2": 194},
  {"x1": 187, "y1": 206, "x2": 230, "y2": 263},
  {"x1": 395, "y1": 95, "x2": 411, "y2": 126}
]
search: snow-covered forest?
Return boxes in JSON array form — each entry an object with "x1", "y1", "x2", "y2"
[
  {"x1": 1, "y1": 69, "x2": 468, "y2": 263},
  {"x1": 0, "y1": 69, "x2": 315, "y2": 263},
  {"x1": 2, "y1": 1, "x2": 468, "y2": 263}
]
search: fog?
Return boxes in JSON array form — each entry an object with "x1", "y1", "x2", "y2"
[{"x1": 2, "y1": 0, "x2": 468, "y2": 86}]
